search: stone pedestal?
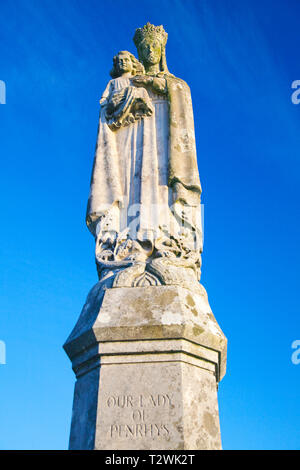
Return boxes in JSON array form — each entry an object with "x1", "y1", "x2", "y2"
[{"x1": 64, "y1": 283, "x2": 227, "y2": 450}]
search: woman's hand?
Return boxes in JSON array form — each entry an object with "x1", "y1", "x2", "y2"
[{"x1": 132, "y1": 75, "x2": 154, "y2": 87}]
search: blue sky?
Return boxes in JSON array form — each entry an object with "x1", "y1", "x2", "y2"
[{"x1": 0, "y1": 0, "x2": 299, "y2": 450}]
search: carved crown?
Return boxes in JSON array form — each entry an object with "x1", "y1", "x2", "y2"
[{"x1": 133, "y1": 22, "x2": 168, "y2": 47}]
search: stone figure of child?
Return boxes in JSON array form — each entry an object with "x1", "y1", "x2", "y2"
[{"x1": 100, "y1": 50, "x2": 154, "y2": 130}]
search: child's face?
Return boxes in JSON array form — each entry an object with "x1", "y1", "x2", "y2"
[{"x1": 116, "y1": 53, "x2": 132, "y2": 75}]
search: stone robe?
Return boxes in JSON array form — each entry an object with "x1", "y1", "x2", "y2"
[{"x1": 86, "y1": 73, "x2": 202, "y2": 270}]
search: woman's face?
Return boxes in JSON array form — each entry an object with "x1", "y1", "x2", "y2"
[{"x1": 139, "y1": 39, "x2": 161, "y2": 65}]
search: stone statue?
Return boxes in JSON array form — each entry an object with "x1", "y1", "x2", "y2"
[
  {"x1": 86, "y1": 22, "x2": 203, "y2": 289},
  {"x1": 64, "y1": 23, "x2": 227, "y2": 451}
]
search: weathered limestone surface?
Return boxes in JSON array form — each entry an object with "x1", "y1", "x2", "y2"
[{"x1": 64, "y1": 284, "x2": 226, "y2": 450}]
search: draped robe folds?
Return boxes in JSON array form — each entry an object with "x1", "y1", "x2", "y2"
[{"x1": 86, "y1": 73, "x2": 203, "y2": 260}]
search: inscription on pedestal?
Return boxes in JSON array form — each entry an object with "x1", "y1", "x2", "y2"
[{"x1": 105, "y1": 393, "x2": 174, "y2": 440}]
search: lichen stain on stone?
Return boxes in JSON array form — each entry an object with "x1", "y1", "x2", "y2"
[
  {"x1": 159, "y1": 290, "x2": 178, "y2": 307},
  {"x1": 122, "y1": 290, "x2": 178, "y2": 321},
  {"x1": 192, "y1": 326, "x2": 204, "y2": 336},
  {"x1": 186, "y1": 294, "x2": 195, "y2": 307},
  {"x1": 203, "y1": 411, "x2": 218, "y2": 437},
  {"x1": 185, "y1": 294, "x2": 199, "y2": 317},
  {"x1": 127, "y1": 297, "x2": 153, "y2": 320},
  {"x1": 196, "y1": 436, "x2": 207, "y2": 449}
]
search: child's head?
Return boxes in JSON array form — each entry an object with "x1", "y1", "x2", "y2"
[{"x1": 110, "y1": 51, "x2": 145, "y2": 78}]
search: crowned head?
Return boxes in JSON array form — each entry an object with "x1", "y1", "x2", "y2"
[{"x1": 133, "y1": 23, "x2": 169, "y2": 73}]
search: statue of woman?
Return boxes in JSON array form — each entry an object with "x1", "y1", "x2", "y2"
[{"x1": 86, "y1": 23, "x2": 203, "y2": 288}]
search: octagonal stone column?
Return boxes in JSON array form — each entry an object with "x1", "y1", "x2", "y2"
[{"x1": 64, "y1": 283, "x2": 227, "y2": 450}]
